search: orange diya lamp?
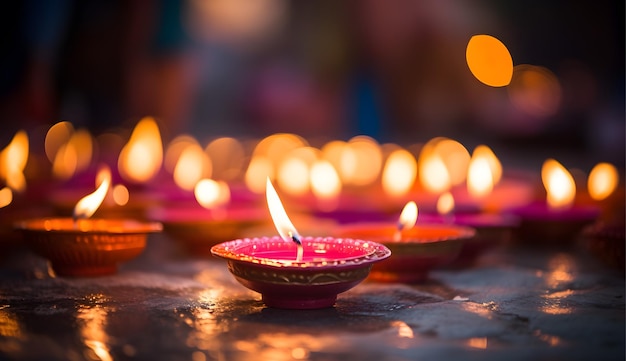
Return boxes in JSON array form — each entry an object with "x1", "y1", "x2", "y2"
[
  {"x1": 210, "y1": 178, "x2": 391, "y2": 309},
  {"x1": 336, "y1": 201, "x2": 475, "y2": 283},
  {"x1": 16, "y1": 166, "x2": 162, "y2": 277},
  {"x1": 510, "y1": 159, "x2": 600, "y2": 245}
]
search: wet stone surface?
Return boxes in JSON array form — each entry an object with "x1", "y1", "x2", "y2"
[{"x1": 0, "y1": 236, "x2": 623, "y2": 361}]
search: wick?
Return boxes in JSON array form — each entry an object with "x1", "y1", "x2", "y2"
[{"x1": 290, "y1": 233, "x2": 303, "y2": 262}]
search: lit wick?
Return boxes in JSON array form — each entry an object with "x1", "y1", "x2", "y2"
[
  {"x1": 394, "y1": 201, "x2": 418, "y2": 242},
  {"x1": 266, "y1": 177, "x2": 304, "y2": 262},
  {"x1": 72, "y1": 166, "x2": 112, "y2": 228}
]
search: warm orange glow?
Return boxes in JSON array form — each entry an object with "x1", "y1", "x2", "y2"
[
  {"x1": 205, "y1": 137, "x2": 245, "y2": 181},
  {"x1": 467, "y1": 154, "x2": 494, "y2": 198},
  {"x1": 73, "y1": 167, "x2": 112, "y2": 219},
  {"x1": 164, "y1": 135, "x2": 198, "y2": 173},
  {"x1": 392, "y1": 321, "x2": 414, "y2": 339},
  {"x1": 266, "y1": 177, "x2": 300, "y2": 242},
  {"x1": 0, "y1": 130, "x2": 29, "y2": 192},
  {"x1": 466, "y1": 34, "x2": 513, "y2": 87},
  {"x1": 52, "y1": 128, "x2": 93, "y2": 181},
  {"x1": 343, "y1": 136, "x2": 382, "y2": 186},
  {"x1": 382, "y1": 149, "x2": 417, "y2": 197},
  {"x1": 434, "y1": 138, "x2": 470, "y2": 186},
  {"x1": 418, "y1": 153, "x2": 451, "y2": 194},
  {"x1": 542, "y1": 159, "x2": 576, "y2": 211},
  {"x1": 45, "y1": 121, "x2": 74, "y2": 162},
  {"x1": 437, "y1": 192, "x2": 455, "y2": 216},
  {"x1": 174, "y1": 143, "x2": 211, "y2": 191},
  {"x1": 194, "y1": 179, "x2": 231, "y2": 209},
  {"x1": 310, "y1": 160, "x2": 341, "y2": 201},
  {"x1": 588, "y1": 162, "x2": 619, "y2": 201},
  {"x1": 277, "y1": 157, "x2": 310, "y2": 196},
  {"x1": 474, "y1": 145, "x2": 502, "y2": 184},
  {"x1": 467, "y1": 337, "x2": 488, "y2": 349},
  {"x1": 118, "y1": 117, "x2": 163, "y2": 183},
  {"x1": 0, "y1": 187, "x2": 12, "y2": 208},
  {"x1": 508, "y1": 64, "x2": 561, "y2": 118},
  {"x1": 398, "y1": 201, "x2": 418, "y2": 230},
  {"x1": 112, "y1": 184, "x2": 129, "y2": 206},
  {"x1": 253, "y1": 133, "x2": 307, "y2": 163},
  {"x1": 245, "y1": 155, "x2": 274, "y2": 194}
]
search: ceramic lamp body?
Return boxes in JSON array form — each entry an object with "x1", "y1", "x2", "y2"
[
  {"x1": 17, "y1": 218, "x2": 162, "y2": 277},
  {"x1": 211, "y1": 236, "x2": 391, "y2": 309},
  {"x1": 336, "y1": 223, "x2": 475, "y2": 283}
]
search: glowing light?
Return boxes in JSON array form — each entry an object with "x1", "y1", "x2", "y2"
[
  {"x1": 398, "y1": 201, "x2": 418, "y2": 229},
  {"x1": 0, "y1": 187, "x2": 12, "y2": 208},
  {"x1": 174, "y1": 143, "x2": 211, "y2": 191},
  {"x1": 118, "y1": 117, "x2": 163, "y2": 183},
  {"x1": 205, "y1": 137, "x2": 245, "y2": 181},
  {"x1": 112, "y1": 184, "x2": 129, "y2": 206},
  {"x1": 392, "y1": 321, "x2": 414, "y2": 339},
  {"x1": 508, "y1": 64, "x2": 561, "y2": 118},
  {"x1": 194, "y1": 179, "x2": 231, "y2": 209},
  {"x1": 467, "y1": 337, "x2": 488, "y2": 349},
  {"x1": 467, "y1": 149, "x2": 495, "y2": 198},
  {"x1": 0, "y1": 130, "x2": 29, "y2": 192},
  {"x1": 164, "y1": 135, "x2": 199, "y2": 173},
  {"x1": 382, "y1": 149, "x2": 417, "y2": 197},
  {"x1": 344, "y1": 136, "x2": 382, "y2": 186},
  {"x1": 245, "y1": 155, "x2": 274, "y2": 194},
  {"x1": 45, "y1": 121, "x2": 74, "y2": 162},
  {"x1": 434, "y1": 138, "x2": 470, "y2": 186},
  {"x1": 73, "y1": 166, "x2": 111, "y2": 219},
  {"x1": 418, "y1": 153, "x2": 451, "y2": 194},
  {"x1": 542, "y1": 159, "x2": 575, "y2": 211},
  {"x1": 588, "y1": 162, "x2": 618, "y2": 201},
  {"x1": 466, "y1": 34, "x2": 513, "y2": 87},
  {"x1": 437, "y1": 192, "x2": 455, "y2": 216},
  {"x1": 277, "y1": 155, "x2": 311, "y2": 196},
  {"x1": 310, "y1": 160, "x2": 341, "y2": 201},
  {"x1": 266, "y1": 177, "x2": 300, "y2": 243}
]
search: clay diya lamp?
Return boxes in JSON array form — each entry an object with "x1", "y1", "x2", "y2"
[
  {"x1": 210, "y1": 178, "x2": 391, "y2": 309},
  {"x1": 510, "y1": 159, "x2": 600, "y2": 245},
  {"x1": 148, "y1": 179, "x2": 268, "y2": 256},
  {"x1": 336, "y1": 201, "x2": 476, "y2": 283},
  {"x1": 16, "y1": 166, "x2": 162, "y2": 277}
]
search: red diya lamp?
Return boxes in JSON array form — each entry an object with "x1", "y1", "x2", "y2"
[
  {"x1": 149, "y1": 178, "x2": 268, "y2": 256},
  {"x1": 210, "y1": 178, "x2": 391, "y2": 309},
  {"x1": 335, "y1": 201, "x2": 475, "y2": 283},
  {"x1": 16, "y1": 166, "x2": 162, "y2": 277},
  {"x1": 510, "y1": 159, "x2": 600, "y2": 245}
]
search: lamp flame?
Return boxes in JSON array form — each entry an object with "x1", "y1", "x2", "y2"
[
  {"x1": 419, "y1": 153, "x2": 451, "y2": 194},
  {"x1": 266, "y1": 177, "x2": 301, "y2": 244},
  {"x1": 310, "y1": 160, "x2": 341, "y2": 201},
  {"x1": 118, "y1": 117, "x2": 163, "y2": 183},
  {"x1": 0, "y1": 130, "x2": 29, "y2": 192},
  {"x1": 194, "y1": 179, "x2": 231, "y2": 209},
  {"x1": 588, "y1": 162, "x2": 618, "y2": 201},
  {"x1": 467, "y1": 156, "x2": 494, "y2": 198},
  {"x1": 73, "y1": 166, "x2": 112, "y2": 220},
  {"x1": 382, "y1": 149, "x2": 417, "y2": 197},
  {"x1": 0, "y1": 187, "x2": 12, "y2": 208},
  {"x1": 542, "y1": 159, "x2": 575, "y2": 211},
  {"x1": 394, "y1": 201, "x2": 418, "y2": 241},
  {"x1": 437, "y1": 192, "x2": 455, "y2": 216}
]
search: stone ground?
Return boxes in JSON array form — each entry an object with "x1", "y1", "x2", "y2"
[{"x1": 0, "y1": 235, "x2": 623, "y2": 361}]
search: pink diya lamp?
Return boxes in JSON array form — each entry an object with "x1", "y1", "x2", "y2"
[
  {"x1": 336, "y1": 201, "x2": 475, "y2": 283},
  {"x1": 510, "y1": 159, "x2": 600, "y2": 245},
  {"x1": 210, "y1": 178, "x2": 391, "y2": 309},
  {"x1": 16, "y1": 166, "x2": 162, "y2": 277},
  {"x1": 149, "y1": 178, "x2": 268, "y2": 256}
]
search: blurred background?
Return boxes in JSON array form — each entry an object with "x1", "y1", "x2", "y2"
[{"x1": 0, "y1": 0, "x2": 623, "y2": 166}]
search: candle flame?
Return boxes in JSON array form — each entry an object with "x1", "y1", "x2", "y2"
[
  {"x1": 382, "y1": 149, "x2": 417, "y2": 197},
  {"x1": 467, "y1": 155, "x2": 494, "y2": 198},
  {"x1": 266, "y1": 177, "x2": 300, "y2": 243},
  {"x1": 310, "y1": 160, "x2": 341, "y2": 201},
  {"x1": 0, "y1": 187, "x2": 12, "y2": 208},
  {"x1": 0, "y1": 130, "x2": 29, "y2": 192},
  {"x1": 437, "y1": 191, "x2": 455, "y2": 216},
  {"x1": 588, "y1": 162, "x2": 618, "y2": 201},
  {"x1": 277, "y1": 156, "x2": 310, "y2": 196},
  {"x1": 245, "y1": 155, "x2": 274, "y2": 194},
  {"x1": 194, "y1": 179, "x2": 231, "y2": 209},
  {"x1": 419, "y1": 153, "x2": 451, "y2": 194},
  {"x1": 73, "y1": 166, "x2": 112, "y2": 219},
  {"x1": 394, "y1": 201, "x2": 418, "y2": 241},
  {"x1": 542, "y1": 159, "x2": 575, "y2": 211},
  {"x1": 118, "y1": 117, "x2": 163, "y2": 183},
  {"x1": 174, "y1": 143, "x2": 211, "y2": 191}
]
